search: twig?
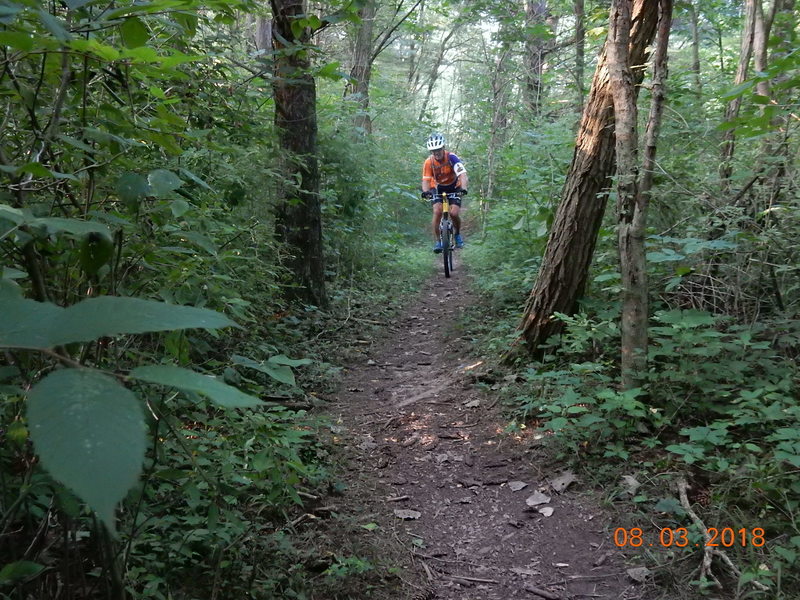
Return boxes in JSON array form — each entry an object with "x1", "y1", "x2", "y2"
[
  {"x1": 676, "y1": 476, "x2": 769, "y2": 592},
  {"x1": 524, "y1": 585, "x2": 562, "y2": 600},
  {"x1": 443, "y1": 574, "x2": 498, "y2": 584},
  {"x1": 677, "y1": 475, "x2": 720, "y2": 587},
  {"x1": 420, "y1": 560, "x2": 435, "y2": 581}
]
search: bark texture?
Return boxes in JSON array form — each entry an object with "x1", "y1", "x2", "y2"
[
  {"x1": 516, "y1": 0, "x2": 659, "y2": 356},
  {"x1": 574, "y1": 0, "x2": 586, "y2": 111},
  {"x1": 719, "y1": 0, "x2": 756, "y2": 187},
  {"x1": 271, "y1": 0, "x2": 327, "y2": 307},
  {"x1": 345, "y1": 0, "x2": 377, "y2": 133}
]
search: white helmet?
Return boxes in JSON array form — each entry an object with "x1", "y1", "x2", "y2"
[{"x1": 426, "y1": 132, "x2": 446, "y2": 151}]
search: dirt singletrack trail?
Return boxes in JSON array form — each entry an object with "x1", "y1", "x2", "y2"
[{"x1": 330, "y1": 259, "x2": 653, "y2": 600}]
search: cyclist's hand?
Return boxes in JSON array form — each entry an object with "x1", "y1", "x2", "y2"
[
  {"x1": 459, "y1": 188, "x2": 468, "y2": 196},
  {"x1": 421, "y1": 190, "x2": 433, "y2": 199}
]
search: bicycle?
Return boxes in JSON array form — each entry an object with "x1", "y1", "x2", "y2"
[{"x1": 434, "y1": 192, "x2": 457, "y2": 278}]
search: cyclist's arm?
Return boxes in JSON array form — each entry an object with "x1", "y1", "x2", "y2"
[
  {"x1": 452, "y1": 157, "x2": 468, "y2": 192},
  {"x1": 422, "y1": 158, "x2": 436, "y2": 193}
]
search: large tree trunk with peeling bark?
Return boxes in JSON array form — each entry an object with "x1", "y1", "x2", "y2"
[
  {"x1": 515, "y1": 0, "x2": 659, "y2": 357},
  {"x1": 271, "y1": 0, "x2": 327, "y2": 307}
]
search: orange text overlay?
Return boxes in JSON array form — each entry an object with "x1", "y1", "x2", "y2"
[{"x1": 613, "y1": 527, "x2": 765, "y2": 548}]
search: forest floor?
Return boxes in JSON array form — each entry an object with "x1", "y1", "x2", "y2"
[{"x1": 324, "y1": 253, "x2": 660, "y2": 600}]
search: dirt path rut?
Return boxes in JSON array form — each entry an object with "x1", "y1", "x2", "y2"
[{"x1": 331, "y1": 264, "x2": 651, "y2": 600}]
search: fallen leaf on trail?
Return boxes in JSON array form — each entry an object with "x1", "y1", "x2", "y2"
[
  {"x1": 459, "y1": 477, "x2": 482, "y2": 488},
  {"x1": 538, "y1": 506, "x2": 554, "y2": 517},
  {"x1": 401, "y1": 434, "x2": 419, "y2": 447},
  {"x1": 550, "y1": 470, "x2": 577, "y2": 493},
  {"x1": 510, "y1": 567, "x2": 539, "y2": 577},
  {"x1": 627, "y1": 567, "x2": 652, "y2": 583},
  {"x1": 464, "y1": 399, "x2": 480, "y2": 408},
  {"x1": 525, "y1": 491, "x2": 551, "y2": 507},
  {"x1": 394, "y1": 509, "x2": 421, "y2": 520},
  {"x1": 457, "y1": 497, "x2": 473, "y2": 504},
  {"x1": 621, "y1": 475, "x2": 641, "y2": 496},
  {"x1": 357, "y1": 436, "x2": 378, "y2": 450},
  {"x1": 508, "y1": 481, "x2": 528, "y2": 492}
]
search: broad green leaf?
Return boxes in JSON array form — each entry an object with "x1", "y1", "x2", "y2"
[
  {"x1": 0, "y1": 296, "x2": 236, "y2": 349},
  {"x1": 148, "y1": 169, "x2": 183, "y2": 197},
  {"x1": 179, "y1": 167, "x2": 213, "y2": 190},
  {"x1": 115, "y1": 172, "x2": 150, "y2": 206},
  {"x1": 64, "y1": 0, "x2": 96, "y2": 9},
  {"x1": 130, "y1": 365, "x2": 261, "y2": 408},
  {"x1": 170, "y1": 198, "x2": 191, "y2": 217},
  {"x1": 173, "y1": 231, "x2": 217, "y2": 255},
  {"x1": 58, "y1": 134, "x2": 95, "y2": 153},
  {"x1": 33, "y1": 217, "x2": 111, "y2": 239},
  {"x1": 119, "y1": 16, "x2": 149, "y2": 48},
  {"x1": 160, "y1": 50, "x2": 202, "y2": 68},
  {"x1": 0, "y1": 31, "x2": 34, "y2": 51},
  {"x1": 0, "y1": 561, "x2": 45, "y2": 583},
  {"x1": 0, "y1": 2, "x2": 24, "y2": 25},
  {"x1": 720, "y1": 79, "x2": 756, "y2": 101},
  {"x1": 232, "y1": 354, "x2": 300, "y2": 386},
  {"x1": 36, "y1": 10, "x2": 72, "y2": 41},
  {"x1": 17, "y1": 162, "x2": 53, "y2": 178},
  {"x1": 269, "y1": 354, "x2": 313, "y2": 367},
  {"x1": 28, "y1": 369, "x2": 146, "y2": 532}
]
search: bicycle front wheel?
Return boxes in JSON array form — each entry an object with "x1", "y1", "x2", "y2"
[{"x1": 442, "y1": 229, "x2": 452, "y2": 278}]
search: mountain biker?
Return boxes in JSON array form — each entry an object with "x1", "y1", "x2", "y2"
[{"x1": 421, "y1": 132, "x2": 469, "y2": 253}]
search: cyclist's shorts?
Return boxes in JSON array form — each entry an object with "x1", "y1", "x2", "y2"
[{"x1": 432, "y1": 185, "x2": 462, "y2": 206}]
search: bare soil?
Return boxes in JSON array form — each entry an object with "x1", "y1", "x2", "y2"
[{"x1": 328, "y1": 258, "x2": 657, "y2": 600}]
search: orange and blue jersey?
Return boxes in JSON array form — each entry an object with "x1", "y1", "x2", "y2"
[{"x1": 423, "y1": 152, "x2": 465, "y2": 190}]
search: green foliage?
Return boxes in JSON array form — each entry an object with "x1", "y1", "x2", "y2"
[{"x1": 27, "y1": 369, "x2": 147, "y2": 531}]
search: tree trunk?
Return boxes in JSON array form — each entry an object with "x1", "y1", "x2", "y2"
[
  {"x1": 271, "y1": 0, "x2": 327, "y2": 307},
  {"x1": 515, "y1": 0, "x2": 659, "y2": 357},
  {"x1": 608, "y1": 0, "x2": 643, "y2": 388},
  {"x1": 486, "y1": 45, "x2": 512, "y2": 203},
  {"x1": 345, "y1": 0, "x2": 377, "y2": 134},
  {"x1": 616, "y1": 0, "x2": 672, "y2": 389},
  {"x1": 687, "y1": 0, "x2": 701, "y2": 94},
  {"x1": 719, "y1": 0, "x2": 756, "y2": 188},
  {"x1": 418, "y1": 27, "x2": 456, "y2": 120},
  {"x1": 574, "y1": 0, "x2": 585, "y2": 112},
  {"x1": 523, "y1": 0, "x2": 549, "y2": 114}
]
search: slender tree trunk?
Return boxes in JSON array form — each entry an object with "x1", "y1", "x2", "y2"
[
  {"x1": 688, "y1": 0, "x2": 701, "y2": 94},
  {"x1": 486, "y1": 45, "x2": 512, "y2": 203},
  {"x1": 719, "y1": 0, "x2": 756, "y2": 188},
  {"x1": 608, "y1": 0, "x2": 643, "y2": 388},
  {"x1": 407, "y1": 0, "x2": 425, "y2": 87},
  {"x1": 574, "y1": 0, "x2": 586, "y2": 112},
  {"x1": 271, "y1": 0, "x2": 327, "y2": 307},
  {"x1": 418, "y1": 27, "x2": 456, "y2": 120},
  {"x1": 615, "y1": 0, "x2": 672, "y2": 389},
  {"x1": 523, "y1": 0, "x2": 549, "y2": 114},
  {"x1": 345, "y1": 0, "x2": 377, "y2": 133},
  {"x1": 515, "y1": 0, "x2": 659, "y2": 357}
]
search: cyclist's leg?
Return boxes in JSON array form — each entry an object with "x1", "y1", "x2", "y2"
[
  {"x1": 450, "y1": 203, "x2": 461, "y2": 235},
  {"x1": 431, "y1": 200, "x2": 443, "y2": 240}
]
